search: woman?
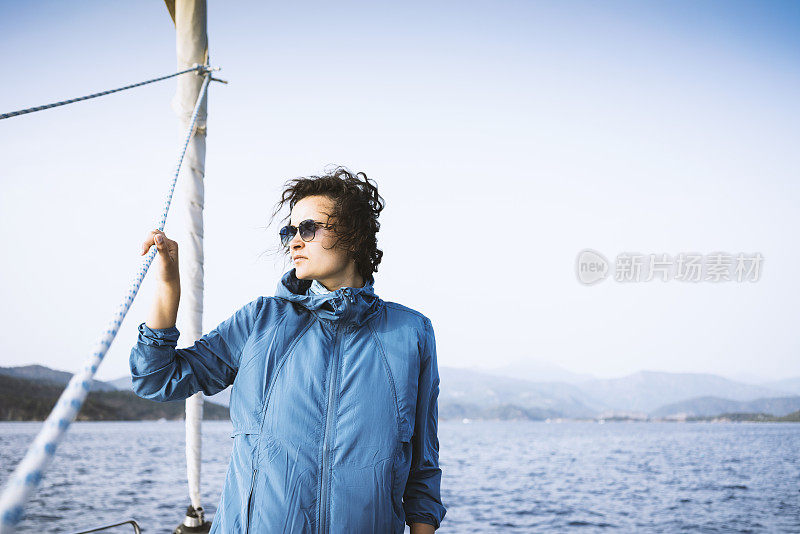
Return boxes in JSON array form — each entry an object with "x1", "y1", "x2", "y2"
[{"x1": 129, "y1": 167, "x2": 446, "y2": 533}]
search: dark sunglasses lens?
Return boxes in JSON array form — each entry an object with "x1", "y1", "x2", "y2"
[
  {"x1": 299, "y1": 220, "x2": 317, "y2": 241},
  {"x1": 279, "y1": 226, "x2": 295, "y2": 247}
]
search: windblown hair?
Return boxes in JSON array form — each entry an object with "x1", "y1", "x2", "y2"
[{"x1": 265, "y1": 165, "x2": 385, "y2": 281}]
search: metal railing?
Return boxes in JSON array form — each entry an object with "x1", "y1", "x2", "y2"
[{"x1": 73, "y1": 519, "x2": 141, "y2": 534}]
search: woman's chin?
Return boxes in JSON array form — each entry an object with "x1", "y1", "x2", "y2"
[{"x1": 294, "y1": 264, "x2": 310, "y2": 278}]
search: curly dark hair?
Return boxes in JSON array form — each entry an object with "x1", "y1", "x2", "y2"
[{"x1": 264, "y1": 165, "x2": 385, "y2": 281}]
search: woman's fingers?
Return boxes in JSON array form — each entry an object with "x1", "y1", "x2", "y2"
[
  {"x1": 140, "y1": 230, "x2": 180, "y2": 284},
  {"x1": 141, "y1": 229, "x2": 166, "y2": 255}
]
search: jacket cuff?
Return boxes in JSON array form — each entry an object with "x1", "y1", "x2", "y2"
[
  {"x1": 137, "y1": 321, "x2": 180, "y2": 347},
  {"x1": 404, "y1": 498, "x2": 446, "y2": 530}
]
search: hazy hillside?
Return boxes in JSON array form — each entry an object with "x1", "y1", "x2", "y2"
[
  {"x1": 0, "y1": 375, "x2": 229, "y2": 421},
  {"x1": 757, "y1": 377, "x2": 800, "y2": 396},
  {"x1": 651, "y1": 395, "x2": 800, "y2": 418},
  {"x1": 438, "y1": 366, "x2": 599, "y2": 418},
  {"x1": 575, "y1": 370, "x2": 787, "y2": 413},
  {"x1": 776, "y1": 410, "x2": 800, "y2": 422},
  {"x1": 109, "y1": 376, "x2": 133, "y2": 391},
  {"x1": 0, "y1": 365, "x2": 115, "y2": 392},
  {"x1": 471, "y1": 359, "x2": 596, "y2": 384}
]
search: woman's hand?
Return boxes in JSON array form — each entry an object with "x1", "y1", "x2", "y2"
[
  {"x1": 141, "y1": 229, "x2": 180, "y2": 285},
  {"x1": 410, "y1": 523, "x2": 435, "y2": 534}
]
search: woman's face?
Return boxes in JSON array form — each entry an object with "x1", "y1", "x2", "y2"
[{"x1": 287, "y1": 195, "x2": 351, "y2": 281}]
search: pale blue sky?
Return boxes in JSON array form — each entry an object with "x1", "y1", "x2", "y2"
[{"x1": 1, "y1": 0, "x2": 798, "y2": 383}]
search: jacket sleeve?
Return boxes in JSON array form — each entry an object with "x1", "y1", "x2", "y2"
[
  {"x1": 129, "y1": 296, "x2": 263, "y2": 402},
  {"x1": 403, "y1": 317, "x2": 447, "y2": 529}
]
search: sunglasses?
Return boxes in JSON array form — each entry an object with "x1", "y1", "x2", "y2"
[{"x1": 279, "y1": 219, "x2": 335, "y2": 247}]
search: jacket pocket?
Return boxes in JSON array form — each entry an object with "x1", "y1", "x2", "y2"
[
  {"x1": 245, "y1": 467, "x2": 257, "y2": 534},
  {"x1": 230, "y1": 432, "x2": 260, "y2": 533},
  {"x1": 391, "y1": 436, "x2": 413, "y2": 529}
]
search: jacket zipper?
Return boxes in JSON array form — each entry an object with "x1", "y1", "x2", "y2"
[
  {"x1": 246, "y1": 467, "x2": 258, "y2": 534},
  {"x1": 318, "y1": 322, "x2": 342, "y2": 534}
]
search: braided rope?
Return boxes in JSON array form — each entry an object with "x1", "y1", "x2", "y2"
[
  {"x1": 0, "y1": 72, "x2": 213, "y2": 534},
  {"x1": 0, "y1": 66, "x2": 204, "y2": 121}
]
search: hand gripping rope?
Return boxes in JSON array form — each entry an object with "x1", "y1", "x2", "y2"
[{"x1": 0, "y1": 65, "x2": 221, "y2": 533}]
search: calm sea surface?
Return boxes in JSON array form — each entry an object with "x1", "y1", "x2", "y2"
[{"x1": 0, "y1": 420, "x2": 798, "y2": 533}]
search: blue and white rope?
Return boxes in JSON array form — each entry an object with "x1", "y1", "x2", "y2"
[
  {"x1": 0, "y1": 71, "x2": 214, "y2": 533},
  {"x1": 0, "y1": 66, "x2": 205, "y2": 121}
]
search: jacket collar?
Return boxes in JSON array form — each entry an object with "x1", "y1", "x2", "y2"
[{"x1": 275, "y1": 267, "x2": 383, "y2": 326}]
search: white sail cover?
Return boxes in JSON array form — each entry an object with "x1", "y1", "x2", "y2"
[{"x1": 164, "y1": 0, "x2": 208, "y2": 513}]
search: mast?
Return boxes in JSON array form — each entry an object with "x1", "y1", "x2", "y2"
[{"x1": 164, "y1": 0, "x2": 211, "y2": 530}]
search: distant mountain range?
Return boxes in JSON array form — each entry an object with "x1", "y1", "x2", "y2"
[
  {"x1": 438, "y1": 367, "x2": 597, "y2": 418},
  {"x1": 0, "y1": 366, "x2": 228, "y2": 421},
  {"x1": 0, "y1": 365, "x2": 116, "y2": 392},
  {"x1": 567, "y1": 370, "x2": 790, "y2": 413},
  {"x1": 1, "y1": 363, "x2": 798, "y2": 422},
  {"x1": 650, "y1": 395, "x2": 800, "y2": 418},
  {"x1": 471, "y1": 359, "x2": 596, "y2": 384},
  {"x1": 442, "y1": 365, "x2": 800, "y2": 419}
]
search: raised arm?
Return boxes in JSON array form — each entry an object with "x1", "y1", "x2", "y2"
[
  {"x1": 403, "y1": 317, "x2": 447, "y2": 530},
  {"x1": 129, "y1": 296, "x2": 263, "y2": 402}
]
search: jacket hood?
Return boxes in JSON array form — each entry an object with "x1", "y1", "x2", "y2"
[{"x1": 275, "y1": 267, "x2": 383, "y2": 326}]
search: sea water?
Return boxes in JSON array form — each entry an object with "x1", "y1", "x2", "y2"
[{"x1": 1, "y1": 420, "x2": 798, "y2": 533}]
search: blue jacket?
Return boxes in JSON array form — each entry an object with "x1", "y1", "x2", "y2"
[{"x1": 129, "y1": 268, "x2": 446, "y2": 533}]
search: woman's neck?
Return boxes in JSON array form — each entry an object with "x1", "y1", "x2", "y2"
[{"x1": 316, "y1": 269, "x2": 364, "y2": 292}]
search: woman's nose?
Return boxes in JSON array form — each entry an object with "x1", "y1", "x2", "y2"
[{"x1": 290, "y1": 230, "x2": 304, "y2": 247}]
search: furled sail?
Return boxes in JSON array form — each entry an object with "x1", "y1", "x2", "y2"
[{"x1": 164, "y1": 0, "x2": 211, "y2": 529}]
